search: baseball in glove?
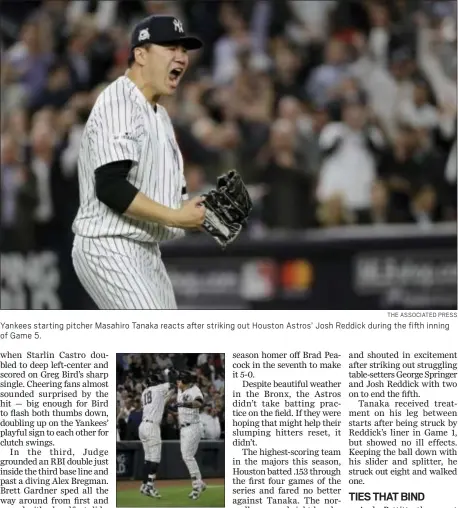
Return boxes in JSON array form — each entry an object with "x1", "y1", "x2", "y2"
[{"x1": 201, "y1": 170, "x2": 252, "y2": 249}]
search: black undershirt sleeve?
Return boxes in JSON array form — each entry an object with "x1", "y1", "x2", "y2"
[
  {"x1": 321, "y1": 137, "x2": 343, "y2": 158},
  {"x1": 95, "y1": 159, "x2": 139, "y2": 214}
]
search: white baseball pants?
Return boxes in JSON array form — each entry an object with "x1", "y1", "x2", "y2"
[
  {"x1": 180, "y1": 423, "x2": 202, "y2": 479},
  {"x1": 139, "y1": 421, "x2": 162, "y2": 463},
  {"x1": 72, "y1": 235, "x2": 177, "y2": 309}
]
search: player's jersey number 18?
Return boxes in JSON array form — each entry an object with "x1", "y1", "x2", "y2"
[{"x1": 143, "y1": 391, "x2": 153, "y2": 406}]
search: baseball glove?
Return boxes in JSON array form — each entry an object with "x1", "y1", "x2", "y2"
[{"x1": 201, "y1": 170, "x2": 252, "y2": 249}]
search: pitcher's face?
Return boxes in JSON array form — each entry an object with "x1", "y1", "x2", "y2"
[{"x1": 139, "y1": 43, "x2": 189, "y2": 95}]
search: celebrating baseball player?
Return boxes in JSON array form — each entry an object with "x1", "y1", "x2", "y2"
[
  {"x1": 138, "y1": 374, "x2": 175, "y2": 499},
  {"x1": 71, "y1": 14, "x2": 252, "y2": 309},
  {"x1": 176, "y1": 371, "x2": 206, "y2": 500}
]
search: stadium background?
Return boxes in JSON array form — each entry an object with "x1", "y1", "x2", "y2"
[
  {"x1": 1, "y1": 0, "x2": 456, "y2": 310},
  {"x1": 115, "y1": 353, "x2": 225, "y2": 507}
]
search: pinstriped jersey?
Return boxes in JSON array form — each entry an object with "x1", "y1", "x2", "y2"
[
  {"x1": 141, "y1": 382, "x2": 175, "y2": 424},
  {"x1": 72, "y1": 76, "x2": 187, "y2": 243},
  {"x1": 177, "y1": 384, "x2": 203, "y2": 425}
]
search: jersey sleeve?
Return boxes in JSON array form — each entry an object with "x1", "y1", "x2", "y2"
[
  {"x1": 90, "y1": 96, "x2": 143, "y2": 169},
  {"x1": 159, "y1": 382, "x2": 172, "y2": 397},
  {"x1": 193, "y1": 386, "x2": 204, "y2": 401},
  {"x1": 319, "y1": 122, "x2": 344, "y2": 150}
]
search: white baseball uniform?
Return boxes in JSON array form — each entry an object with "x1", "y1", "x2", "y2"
[
  {"x1": 139, "y1": 383, "x2": 174, "y2": 462},
  {"x1": 177, "y1": 384, "x2": 204, "y2": 478},
  {"x1": 72, "y1": 76, "x2": 187, "y2": 309}
]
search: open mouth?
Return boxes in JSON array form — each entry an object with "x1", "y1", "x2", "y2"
[{"x1": 169, "y1": 68, "x2": 184, "y2": 83}]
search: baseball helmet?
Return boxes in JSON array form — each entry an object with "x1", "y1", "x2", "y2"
[
  {"x1": 177, "y1": 371, "x2": 193, "y2": 384},
  {"x1": 145, "y1": 373, "x2": 161, "y2": 387}
]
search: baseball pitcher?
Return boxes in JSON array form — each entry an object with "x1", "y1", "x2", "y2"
[
  {"x1": 71, "y1": 15, "x2": 205, "y2": 309},
  {"x1": 71, "y1": 14, "x2": 252, "y2": 309}
]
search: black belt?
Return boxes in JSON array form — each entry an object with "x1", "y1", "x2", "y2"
[
  {"x1": 180, "y1": 423, "x2": 193, "y2": 428},
  {"x1": 145, "y1": 420, "x2": 157, "y2": 424}
]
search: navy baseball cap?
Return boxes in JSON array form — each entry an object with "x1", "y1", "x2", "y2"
[{"x1": 131, "y1": 15, "x2": 202, "y2": 51}]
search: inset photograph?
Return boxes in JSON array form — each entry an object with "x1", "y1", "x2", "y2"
[{"x1": 116, "y1": 354, "x2": 225, "y2": 507}]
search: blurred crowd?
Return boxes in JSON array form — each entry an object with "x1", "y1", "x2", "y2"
[
  {"x1": 1, "y1": 0, "x2": 456, "y2": 252},
  {"x1": 116, "y1": 353, "x2": 225, "y2": 441}
]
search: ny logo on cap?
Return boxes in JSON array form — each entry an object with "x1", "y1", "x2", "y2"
[
  {"x1": 138, "y1": 28, "x2": 150, "y2": 42},
  {"x1": 173, "y1": 19, "x2": 184, "y2": 33}
]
